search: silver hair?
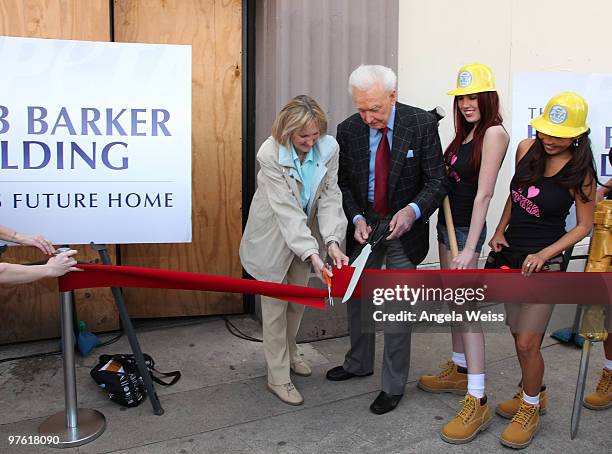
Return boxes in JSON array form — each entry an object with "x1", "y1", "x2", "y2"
[{"x1": 348, "y1": 65, "x2": 397, "y2": 95}]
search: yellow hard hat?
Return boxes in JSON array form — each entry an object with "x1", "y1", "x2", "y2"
[
  {"x1": 447, "y1": 62, "x2": 496, "y2": 96},
  {"x1": 530, "y1": 92, "x2": 589, "y2": 138}
]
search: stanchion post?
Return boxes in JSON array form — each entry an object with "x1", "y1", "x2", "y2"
[
  {"x1": 39, "y1": 288, "x2": 106, "y2": 447},
  {"x1": 571, "y1": 339, "x2": 591, "y2": 439},
  {"x1": 91, "y1": 243, "x2": 164, "y2": 415},
  {"x1": 60, "y1": 290, "x2": 78, "y2": 429}
]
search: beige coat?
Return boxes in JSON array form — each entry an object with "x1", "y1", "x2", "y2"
[{"x1": 240, "y1": 135, "x2": 347, "y2": 282}]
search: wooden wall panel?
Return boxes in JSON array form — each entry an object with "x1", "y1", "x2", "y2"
[
  {"x1": 114, "y1": 0, "x2": 243, "y2": 317},
  {"x1": 0, "y1": 0, "x2": 119, "y2": 344}
]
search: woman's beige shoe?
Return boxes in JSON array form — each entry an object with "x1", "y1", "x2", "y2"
[
  {"x1": 290, "y1": 360, "x2": 312, "y2": 377},
  {"x1": 267, "y1": 382, "x2": 304, "y2": 405}
]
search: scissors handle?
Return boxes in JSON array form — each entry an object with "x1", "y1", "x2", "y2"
[
  {"x1": 322, "y1": 271, "x2": 333, "y2": 305},
  {"x1": 322, "y1": 271, "x2": 332, "y2": 289}
]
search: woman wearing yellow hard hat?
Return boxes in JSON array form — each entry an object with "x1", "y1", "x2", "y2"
[
  {"x1": 418, "y1": 62, "x2": 510, "y2": 444},
  {"x1": 487, "y1": 91, "x2": 597, "y2": 449}
]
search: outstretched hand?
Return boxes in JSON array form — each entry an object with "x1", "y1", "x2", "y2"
[
  {"x1": 14, "y1": 233, "x2": 56, "y2": 256},
  {"x1": 46, "y1": 250, "x2": 82, "y2": 277}
]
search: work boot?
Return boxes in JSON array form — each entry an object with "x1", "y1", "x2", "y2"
[
  {"x1": 267, "y1": 382, "x2": 304, "y2": 406},
  {"x1": 441, "y1": 394, "x2": 492, "y2": 444},
  {"x1": 583, "y1": 368, "x2": 612, "y2": 410},
  {"x1": 496, "y1": 387, "x2": 547, "y2": 419},
  {"x1": 418, "y1": 361, "x2": 467, "y2": 394},
  {"x1": 500, "y1": 400, "x2": 540, "y2": 449}
]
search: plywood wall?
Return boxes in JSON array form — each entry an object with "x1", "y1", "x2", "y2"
[
  {"x1": 0, "y1": 0, "x2": 243, "y2": 344},
  {"x1": 0, "y1": 0, "x2": 118, "y2": 344},
  {"x1": 114, "y1": 0, "x2": 244, "y2": 317}
]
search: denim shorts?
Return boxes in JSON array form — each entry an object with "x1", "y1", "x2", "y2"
[{"x1": 437, "y1": 223, "x2": 487, "y2": 253}]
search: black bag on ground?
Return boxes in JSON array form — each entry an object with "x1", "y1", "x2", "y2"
[{"x1": 90, "y1": 353, "x2": 181, "y2": 407}]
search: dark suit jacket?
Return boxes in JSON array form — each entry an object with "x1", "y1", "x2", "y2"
[{"x1": 337, "y1": 102, "x2": 447, "y2": 264}]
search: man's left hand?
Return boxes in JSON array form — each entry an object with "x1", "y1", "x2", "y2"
[{"x1": 386, "y1": 206, "x2": 416, "y2": 240}]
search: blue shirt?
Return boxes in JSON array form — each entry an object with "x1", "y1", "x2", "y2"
[
  {"x1": 353, "y1": 105, "x2": 421, "y2": 224},
  {"x1": 291, "y1": 144, "x2": 317, "y2": 212}
]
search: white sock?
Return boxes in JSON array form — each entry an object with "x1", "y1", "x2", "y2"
[
  {"x1": 522, "y1": 391, "x2": 540, "y2": 406},
  {"x1": 467, "y1": 373, "x2": 485, "y2": 399},
  {"x1": 604, "y1": 357, "x2": 612, "y2": 371},
  {"x1": 452, "y1": 352, "x2": 467, "y2": 368}
]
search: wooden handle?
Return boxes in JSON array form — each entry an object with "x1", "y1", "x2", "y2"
[{"x1": 443, "y1": 196, "x2": 459, "y2": 258}]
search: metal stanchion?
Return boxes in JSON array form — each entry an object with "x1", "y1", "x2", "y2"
[
  {"x1": 39, "y1": 290, "x2": 106, "y2": 447},
  {"x1": 571, "y1": 338, "x2": 591, "y2": 439}
]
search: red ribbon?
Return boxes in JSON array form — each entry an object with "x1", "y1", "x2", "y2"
[
  {"x1": 59, "y1": 264, "x2": 328, "y2": 309},
  {"x1": 58, "y1": 265, "x2": 611, "y2": 309}
]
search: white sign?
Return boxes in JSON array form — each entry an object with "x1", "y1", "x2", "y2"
[
  {"x1": 512, "y1": 72, "x2": 612, "y2": 179},
  {"x1": 0, "y1": 36, "x2": 192, "y2": 245}
]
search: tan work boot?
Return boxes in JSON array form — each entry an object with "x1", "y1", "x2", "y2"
[
  {"x1": 496, "y1": 388, "x2": 547, "y2": 419},
  {"x1": 500, "y1": 400, "x2": 540, "y2": 449},
  {"x1": 290, "y1": 359, "x2": 312, "y2": 377},
  {"x1": 441, "y1": 394, "x2": 492, "y2": 444},
  {"x1": 418, "y1": 361, "x2": 467, "y2": 394},
  {"x1": 583, "y1": 368, "x2": 612, "y2": 410},
  {"x1": 267, "y1": 382, "x2": 304, "y2": 406}
]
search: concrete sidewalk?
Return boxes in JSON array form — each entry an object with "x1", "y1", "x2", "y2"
[{"x1": 0, "y1": 314, "x2": 609, "y2": 453}]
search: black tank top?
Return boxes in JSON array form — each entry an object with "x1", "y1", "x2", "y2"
[
  {"x1": 439, "y1": 141, "x2": 479, "y2": 227},
  {"x1": 505, "y1": 148, "x2": 573, "y2": 253}
]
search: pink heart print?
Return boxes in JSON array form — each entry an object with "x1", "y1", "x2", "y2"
[
  {"x1": 450, "y1": 155, "x2": 458, "y2": 165},
  {"x1": 527, "y1": 186, "x2": 540, "y2": 199}
]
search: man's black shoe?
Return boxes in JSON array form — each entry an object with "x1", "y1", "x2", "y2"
[
  {"x1": 369, "y1": 391, "x2": 403, "y2": 415},
  {"x1": 325, "y1": 366, "x2": 373, "y2": 381}
]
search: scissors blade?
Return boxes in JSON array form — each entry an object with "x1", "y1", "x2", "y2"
[{"x1": 341, "y1": 243, "x2": 372, "y2": 303}]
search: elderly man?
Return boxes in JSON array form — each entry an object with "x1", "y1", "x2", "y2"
[{"x1": 326, "y1": 65, "x2": 446, "y2": 414}]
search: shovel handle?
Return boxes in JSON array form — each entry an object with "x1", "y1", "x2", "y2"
[{"x1": 443, "y1": 197, "x2": 459, "y2": 258}]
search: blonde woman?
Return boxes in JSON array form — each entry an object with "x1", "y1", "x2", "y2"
[{"x1": 240, "y1": 95, "x2": 348, "y2": 406}]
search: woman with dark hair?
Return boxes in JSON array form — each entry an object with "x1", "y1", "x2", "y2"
[
  {"x1": 487, "y1": 92, "x2": 596, "y2": 449},
  {"x1": 418, "y1": 63, "x2": 509, "y2": 444}
]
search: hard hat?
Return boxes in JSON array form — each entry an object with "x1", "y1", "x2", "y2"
[
  {"x1": 530, "y1": 92, "x2": 589, "y2": 138},
  {"x1": 447, "y1": 63, "x2": 496, "y2": 96}
]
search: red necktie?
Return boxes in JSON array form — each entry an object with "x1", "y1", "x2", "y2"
[{"x1": 373, "y1": 127, "x2": 390, "y2": 216}]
